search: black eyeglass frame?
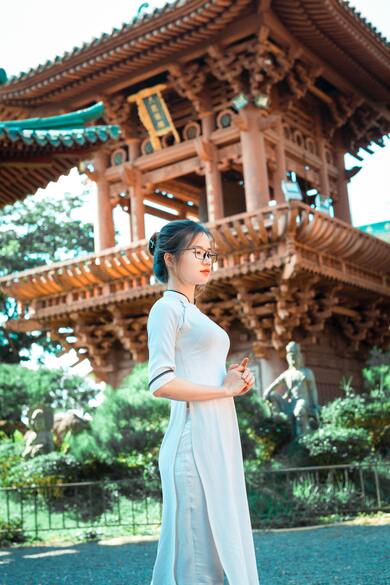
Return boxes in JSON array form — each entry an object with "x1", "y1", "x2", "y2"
[{"x1": 182, "y1": 246, "x2": 219, "y2": 264}]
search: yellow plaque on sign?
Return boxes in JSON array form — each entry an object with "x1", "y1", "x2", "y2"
[{"x1": 128, "y1": 84, "x2": 180, "y2": 150}]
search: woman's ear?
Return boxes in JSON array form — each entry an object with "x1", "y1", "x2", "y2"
[{"x1": 164, "y1": 251, "x2": 174, "y2": 269}]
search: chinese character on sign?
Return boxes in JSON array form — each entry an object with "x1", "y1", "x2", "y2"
[{"x1": 128, "y1": 84, "x2": 180, "y2": 150}]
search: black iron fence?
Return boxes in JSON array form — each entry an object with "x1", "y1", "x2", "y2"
[{"x1": 1, "y1": 462, "x2": 389, "y2": 539}]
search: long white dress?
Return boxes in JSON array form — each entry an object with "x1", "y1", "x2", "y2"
[{"x1": 147, "y1": 289, "x2": 260, "y2": 585}]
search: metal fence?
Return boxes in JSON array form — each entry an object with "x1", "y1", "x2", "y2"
[{"x1": 1, "y1": 462, "x2": 389, "y2": 539}]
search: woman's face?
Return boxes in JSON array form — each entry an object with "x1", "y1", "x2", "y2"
[{"x1": 167, "y1": 232, "x2": 216, "y2": 285}]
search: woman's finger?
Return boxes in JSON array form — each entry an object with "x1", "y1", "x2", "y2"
[
  {"x1": 228, "y1": 363, "x2": 240, "y2": 371},
  {"x1": 240, "y1": 357, "x2": 249, "y2": 369}
]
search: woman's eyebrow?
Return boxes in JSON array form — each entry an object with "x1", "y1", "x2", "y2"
[{"x1": 195, "y1": 246, "x2": 213, "y2": 251}]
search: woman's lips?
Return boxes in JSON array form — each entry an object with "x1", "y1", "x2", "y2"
[{"x1": 200, "y1": 269, "x2": 211, "y2": 274}]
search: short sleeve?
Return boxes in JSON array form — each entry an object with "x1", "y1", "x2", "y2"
[{"x1": 147, "y1": 300, "x2": 182, "y2": 396}]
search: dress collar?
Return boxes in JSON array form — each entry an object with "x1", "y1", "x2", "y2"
[{"x1": 163, "y1": 289, "x2": 195, "y2": 305}]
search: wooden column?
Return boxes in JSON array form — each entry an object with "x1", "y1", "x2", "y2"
[
  {"x1": 318, "y1": 138, "x2": 331, "y2": 198},
  {"x1": 120, "y1": 147, "x2": 145, "y2": 242},
  {"x1": 274, "y1": 116, "x2": 287, "y2": 203},
  {"x1": 94, "y1": 150, "x2": 115, "y2": 252},
  {"x1": 333, "y1": 148, "x2": 352, "y2": 224},
  {"x1": 127, "y1": 138, "x2": 142, "y2": 242},
  {"x1": 197, "y1": 113, "x2": 224, "y2": 222},
  {"x1": 316, "y1": 114, "x2": 331, "y2": 199},
  {"x1": 236, "y1": 105, "x2": 269, "y2": 211}
]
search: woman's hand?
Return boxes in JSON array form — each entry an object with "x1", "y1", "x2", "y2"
[{"x1": 223, "y1": 357, "x2": 255, "y2": 396}]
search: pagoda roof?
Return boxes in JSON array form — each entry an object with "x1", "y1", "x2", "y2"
[
  {"x1": 0, "y1": 0, "x2": 388, "y2": 116},
  {"x1": 0, "y1": 102, "x2": 121, "y2": 208}
]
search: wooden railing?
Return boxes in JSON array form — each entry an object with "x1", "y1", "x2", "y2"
[{"x1": 1, "y1": 201, "x2": 389, "y2": 319}]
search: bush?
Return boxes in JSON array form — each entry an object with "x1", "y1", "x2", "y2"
[
  {"x1": 0, "y1": 436, "x2": 24, "y2": 486},
  {"x1": 363, "y1": 347, "x2": 390, "y2": 394},
  {"x1": 298, "y1": 426, "x2": 371, "y2": 465},
  {"x1": 3, "y1": 452, "x2": 123, "y2": 521},
  {"x1": 0, "y1": 518, "x2": 25, "y2": 546},
  {"x1": 69, "y1": 363, "x2": 169, "y2": 469},
  {"x1": 235, "y1": 390, "x2": 292, "y2": 463},
  {"x1": 291, "y1": 475, "x2": 367, "y2": 516},
  {"x1": 4, "y1": 452, "x2": 82, "y2": 488},
  {"x1": 320, "y1": 392, "x2": 390, "y2": 449},
  {"x1": 377, "y1": 424, "x2": 390, "y2": 456}
]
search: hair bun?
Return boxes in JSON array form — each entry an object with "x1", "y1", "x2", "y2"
[{"x1": 148, "y1": 231, "x2": 159, "y2": 256}]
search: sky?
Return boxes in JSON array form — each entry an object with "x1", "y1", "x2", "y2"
[{"x1": 1, "y1": 0, "x2": 389, "y2": 373}]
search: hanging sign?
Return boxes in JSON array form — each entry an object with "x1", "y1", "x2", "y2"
[{"x1": 128, "y1": 84, "x2": 179, "y2": 151}]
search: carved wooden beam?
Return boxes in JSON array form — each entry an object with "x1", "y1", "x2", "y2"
[
  {"x1": 103, "y1": 93, "x2": 138, "y2": 140},
  {"x1": 280, "y1": 61, "x2": 322, "y2": 110},
  {"x1": 168, "y1": 63, "x2": 211, "y2": 116}
]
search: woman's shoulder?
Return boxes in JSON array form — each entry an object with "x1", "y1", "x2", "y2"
[{"x1": 147, "y1": 296, "x2": 186, "y2": 325}]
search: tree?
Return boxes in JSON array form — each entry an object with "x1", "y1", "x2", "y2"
[{"x1": 0, "y1": 184, "x2": 94, "y2": 363}]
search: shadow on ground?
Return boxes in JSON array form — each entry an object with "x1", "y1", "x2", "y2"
[{"x1": 0, "y1": 524, "x2": 388, "y2": 585}]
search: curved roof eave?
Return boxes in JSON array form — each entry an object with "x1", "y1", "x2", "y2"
[
  {"x1": 272, "y1": 0, "x2": 390, "y2": 101},
  {"x1": 0, "y1": 0, "x2": 253, "y2": 106},
  {"x1": 0, "y1": 0, "x2": 388, "y2": 109}
]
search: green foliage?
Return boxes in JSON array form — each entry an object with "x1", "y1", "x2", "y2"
[
  {"x1": 291, "y1": 475, "x2": 367, "y2": 515},
  {"x1": 69, "y1": 363, "x2": 169, "y2": 480},
  {"x1": 0, "y1": 518, "x2": 25, "y2": 546},
  {"x1": 0, "y1": 187, "x2": 94, "y2": 363},
  {"x1": 320, "y1": 354, "x2": 390, "y2": 452},
  {"x1": 320, "y1": 393, "x2": 390, "y2": 448},
  {"x1": 3, "y1": 452, "x2": 82, "y2": 488},
  {"x1": 235, "y1": 390, "x2": 292, "y2": 463},
  {"x1": 0, "y1": 191, "x2": 94, "y2": 275},
  {"x1": 298, "y1": 426, "x2": 371, "y2": 465},
  {"x1": 0, "y1": 436, "x2": 24, "y2": 486},
  {"x1": 0, "y1": 363, "x2": 99, "y2": 436},
  {"x1": 247, "y1": 472, "x2": 367, "y2": 528},
  {"x1": 2, "y1": 452, "x2": 121, "y2": 521},
  {"x1": 363, "y1": 347, "x2": 390, "y2": 394}
]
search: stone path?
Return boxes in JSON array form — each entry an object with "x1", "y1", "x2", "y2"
[{"x1": 0, "y1": 523, "x2": 388, "y2": 585}]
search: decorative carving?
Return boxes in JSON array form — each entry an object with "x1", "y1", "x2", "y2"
[
  {"x1": 206, "y1": 45, "x2": 245, "y2": 96},
  {"x1": 168, "y1": 63, "x2": 210, "y2": 115},
  {"x1": 326, "y1": 93, "x2": 363, "y2": 138},
  {"x1": 206, "y1": 40, "x2": 296, "y2": 109},
  {"x1": 335, "y1": 301, "x2": 390, "y2": 352},
  {"x1": 194, "y1": 138, "x2": 217, "y2": 163},
  {"x1": 216, "y1": 109, "x2": 235, "y2": 129},
  {"x1": 347, "y1": 105, "x2": 390, "y2": 154},
  {"x1": 103, "y1": 93, "x2": 138, "y2": 139},
  {"x1": 111, "y1": 148, "x2": 127, "y2": 167},
  {"x1": 281, "y1": 61, "x2": 322, "y2": 110},
  {"x1": 183, "y1": 121, "x2": 201, "y2": 140}
]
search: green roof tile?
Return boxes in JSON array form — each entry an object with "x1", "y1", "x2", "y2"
[{"x1": 0, "y1": 102, "x2": 121, "y2": 148}]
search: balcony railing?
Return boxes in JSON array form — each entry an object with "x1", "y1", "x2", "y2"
[{"x1": 0, "y1": 201, "x2": 389, "y2": 322}]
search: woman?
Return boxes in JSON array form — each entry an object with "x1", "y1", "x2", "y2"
[{"x1": 147, "y1": 219, "x2": 260, "y2": 585}]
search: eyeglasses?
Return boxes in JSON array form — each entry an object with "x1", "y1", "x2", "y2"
[{"x1": 182, "y1": 246, "x2": 219, "y2": 264}]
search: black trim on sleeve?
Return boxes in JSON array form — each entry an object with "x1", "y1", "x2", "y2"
[{"x1": 148, "y1": 368, "x2": 175, "y2": 388}]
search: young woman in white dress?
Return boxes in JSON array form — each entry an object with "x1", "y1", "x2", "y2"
[{"x1": 147, "y1": 219, "x2": 261, "y2": 585}]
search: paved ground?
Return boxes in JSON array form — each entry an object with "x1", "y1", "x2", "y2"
[{"x1": 0, "y1": 523, "x2": 389, "y2": 585}]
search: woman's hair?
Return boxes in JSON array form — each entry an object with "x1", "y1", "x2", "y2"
[{"x1": 148, "y1": 219, "x2": 213, "y2": 284}]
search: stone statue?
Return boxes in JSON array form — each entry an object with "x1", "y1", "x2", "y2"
[
  {"x1": 263, "y1": 341, "x2": 321, "y2": 436},
  {"x1": 22, "y1": 406, "x2": 55, "y2": 459}
]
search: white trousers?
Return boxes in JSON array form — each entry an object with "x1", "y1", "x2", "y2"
[{"x1": 173, "y1": 409, "x2": 225, "y2": 585}]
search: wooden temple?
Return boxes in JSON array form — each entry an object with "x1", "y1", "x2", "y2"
[{"x1": 0, "y1": 0, "x2": 389, "y2": 401}]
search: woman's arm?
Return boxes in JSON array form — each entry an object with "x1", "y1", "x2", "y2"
[{"x1": 153, "y1": 377, "x2": 231, "y2": 401}]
